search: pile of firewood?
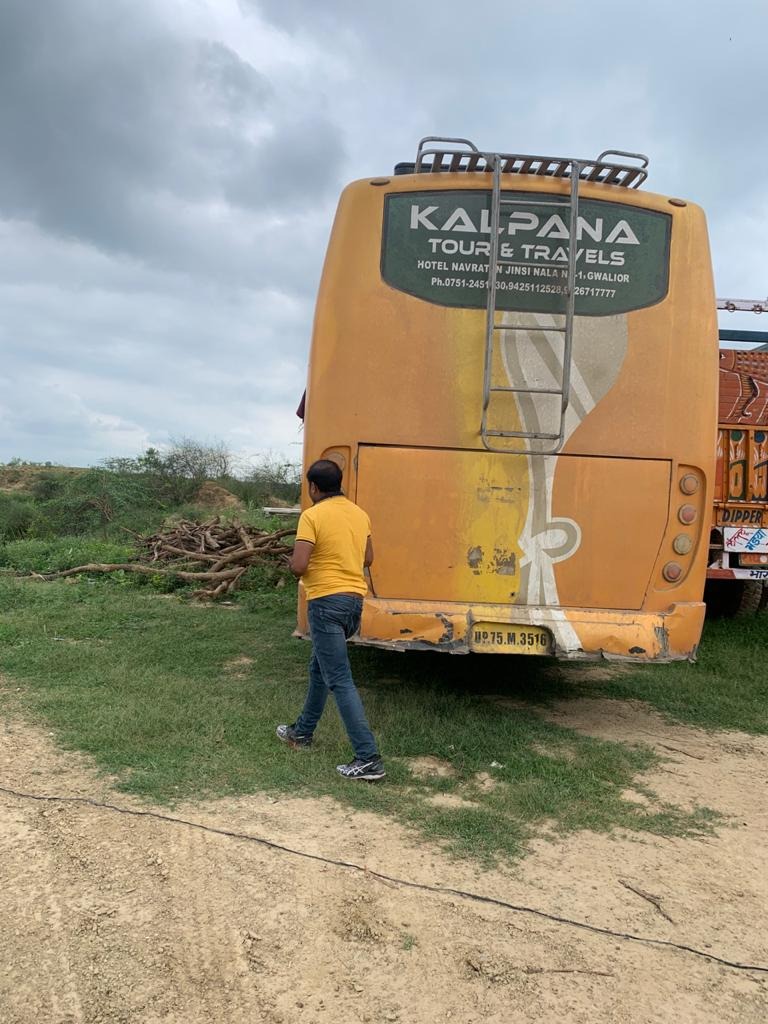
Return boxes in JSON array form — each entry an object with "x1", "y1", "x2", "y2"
[{"x1": 27, "y1": 518, "x2": 296, "y2": 600}]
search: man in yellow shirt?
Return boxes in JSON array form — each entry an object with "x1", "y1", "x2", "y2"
[{"x1": 276, "y1": 459, "x2": 384, "y2": 781}]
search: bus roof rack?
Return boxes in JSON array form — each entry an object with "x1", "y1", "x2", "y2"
[{"x1": 393, "y1": 136, "x2": 649, "y2": 189}]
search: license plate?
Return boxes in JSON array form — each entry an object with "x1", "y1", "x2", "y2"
[{"x1": 470, "y1": 622, "x2": 552, "y2": 655}]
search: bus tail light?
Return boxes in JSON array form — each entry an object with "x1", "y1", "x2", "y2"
[
  {"x1": 656, "y1": 468, "x2": 705, "y2": 590},
  {"x1": 673, "y1": 534, "x2": 693, "y2": 555}
]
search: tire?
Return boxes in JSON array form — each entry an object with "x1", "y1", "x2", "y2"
[
  {"x1": 704, "y1": 579, "x2": 767, "y2": 618},
  {"x1": 734, "y1": 580, "x2": 766, "y2": 618}
]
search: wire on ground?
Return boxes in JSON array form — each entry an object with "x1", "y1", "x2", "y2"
[{"x1": 1, "y1": 784, "x2": 766, "y2": 976}]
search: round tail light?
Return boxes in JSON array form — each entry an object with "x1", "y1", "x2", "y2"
[{"x1": 673, "y1": 534, "x2": 693, "y2": 555}]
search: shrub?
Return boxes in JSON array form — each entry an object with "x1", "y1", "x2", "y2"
[
  {"x1": 237, "y1": 563, "x2": 293, "y2": 593},
  {"x1": 29, "y1": 472, "x2": 67, "y2": 501},
  {"x1": 233, "y1": 455, "x2": 301, "y2": 507},
  {"x1": 34, "y1": 470, "x2": 158, "y2": 538},
  {"x1": 0, "y1": 494, "x2": 36, "y2": 540}
]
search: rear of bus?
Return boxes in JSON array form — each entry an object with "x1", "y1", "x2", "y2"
[{"x1": 298, "y1": 138, "x2": 718, "y2": 661}]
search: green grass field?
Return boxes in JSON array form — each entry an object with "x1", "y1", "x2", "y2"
[{"x1": 2, "y1": 574, "x2": 759, "y2": 862}]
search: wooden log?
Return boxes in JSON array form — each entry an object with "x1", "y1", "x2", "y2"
[{"x1": 29, "y1": 563, "x2": 243, "y2": 582}]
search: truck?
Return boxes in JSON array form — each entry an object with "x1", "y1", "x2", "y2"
[{"x1": 707, "y1": 299, "x2": 768, "y2": 616}]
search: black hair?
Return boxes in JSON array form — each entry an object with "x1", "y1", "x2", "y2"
[{"x1": 306, "y1": 459, "x2": 343, "y2": 494}]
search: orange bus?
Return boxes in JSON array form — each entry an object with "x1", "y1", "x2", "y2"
[{"x1": 298, "y1": 137, "x2": 719, "y2": 661}]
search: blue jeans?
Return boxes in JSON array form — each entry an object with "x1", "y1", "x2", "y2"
[{"x1": 294, "y1": 594, "x2": 379, "y2": 761}]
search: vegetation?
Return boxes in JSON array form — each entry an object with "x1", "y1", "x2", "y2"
[
  {"x1": 0, "y1": 537, "x2": 135, "y2": 573},
  {"x1": 0, "y1": 440, "x2": 762, "y2": 864},
  {"x1": 0, "y1": 441, "x2": 301, "y2": 544},
  {"x1": 0, "y1": 492, "x2": 36, "y2": 541}
]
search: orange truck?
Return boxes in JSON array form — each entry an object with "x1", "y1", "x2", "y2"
[{"x1": 707, "y1": 332, "x2": 768, "y2": 616}]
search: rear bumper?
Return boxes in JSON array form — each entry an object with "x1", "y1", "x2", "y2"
[
  {"x1": 707, "y1": 567, "x2": 768, "y2": 582},
  {"x1": 295, "y1": 596, "x2": 706, "y2": 662}
]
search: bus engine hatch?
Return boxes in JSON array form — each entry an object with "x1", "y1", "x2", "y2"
[{"x1": 356, "y1": 445, "x2": 671, "y2": 611}]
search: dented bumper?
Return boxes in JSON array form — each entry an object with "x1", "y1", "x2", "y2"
[{"x1": 295, "y1": 596, "x2": 705, "y2": 662}]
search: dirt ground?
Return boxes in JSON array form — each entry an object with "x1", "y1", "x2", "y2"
[{"x1": 1, "y1": 686, "x2": 767, "y2": 1024}]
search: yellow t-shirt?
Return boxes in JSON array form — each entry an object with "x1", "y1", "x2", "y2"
[{"x1": 296, "y1": 496, "x2": 371, "y2": 601}]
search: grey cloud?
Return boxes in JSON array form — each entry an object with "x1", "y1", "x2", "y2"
[
  {"x1": 249, "y1": 1, "x2": 768, "y2": 196},
  {"x1": 224, "y1": 116, "x2": 346, "y2": 210},
  {"x1": 0, "y1": 0, "x2": 345, "y2": 271},
  {"x1": 197, "y1": 40, "x2": 272, "y2": 117},
  {"x1": 0, "y1": 272, "x2": 308, "y2": 464},
  {"x1": 249, "y1": 0, "x2": 768, "y2": 305}
]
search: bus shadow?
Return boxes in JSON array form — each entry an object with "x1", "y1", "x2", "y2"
[{"x1": 352, "y1": 647, "x2": 589, "y2": 708}]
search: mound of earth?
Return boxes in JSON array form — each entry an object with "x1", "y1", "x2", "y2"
[{"x1": 193, "y1": 481, "x2": 243, "y2": 510}]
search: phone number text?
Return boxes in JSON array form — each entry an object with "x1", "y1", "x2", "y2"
[{"x1": 429, "y1": 277, "x2": 617, "y2": 298}]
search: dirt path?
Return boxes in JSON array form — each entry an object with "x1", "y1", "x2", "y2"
[{"x1": 1, "y1": 694, "x2": 767, "y2": 1024}]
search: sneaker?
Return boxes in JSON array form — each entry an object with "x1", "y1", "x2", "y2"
[
  {"x1": 336, "y1": 758, "x2": 386, "y2": 781},
  {"x1": 276, "y1": 724, "x2": 313, "y2": 749}
]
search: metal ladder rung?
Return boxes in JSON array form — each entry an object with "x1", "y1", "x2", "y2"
[
  {"x1": 489, "y1": 386, "x2": 564, "y2": 395},
  {"x1": 493, "y1": 323, "x2": 566, "y2": 333},
  {"x1": 485, "y1": 430, "x2": 562, "y2": 440}
]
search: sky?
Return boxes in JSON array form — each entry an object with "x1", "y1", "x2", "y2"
[{"x1": 1, "y1": 0, "x2": 767, "y2": 467}]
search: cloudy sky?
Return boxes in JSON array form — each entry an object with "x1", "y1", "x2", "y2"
[{"x1": 1, "y1": 0, "x2": 766, "y2": 467}]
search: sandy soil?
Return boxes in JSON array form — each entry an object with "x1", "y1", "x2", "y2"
[{"x1": 1, "y1": 684, "x2": 766, "y2": 1024}]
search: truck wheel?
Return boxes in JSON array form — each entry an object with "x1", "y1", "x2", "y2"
[
  {"x1": 704, "y1": 579, "x2": 766, "y2": 618},
  {"x1": 734, "y1": 581, "x2": 766, "y2": 618}
]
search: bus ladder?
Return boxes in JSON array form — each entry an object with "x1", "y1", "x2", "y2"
[{"x1": 480, "y1": 156, "x2": 581, "y2": 455}]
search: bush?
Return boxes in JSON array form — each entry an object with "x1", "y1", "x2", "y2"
[
  {"x1": 34, "y1": 470, "x2": 159, "y2": 538},
  {"x1": 0, "y1": 494, "x2": 36, "y2": 541},
  {"x1": 29, "y1": 472, "x2": 67, "y2": 502},
  {"x1": 237, "y1": 563, "x2": 293, "y2": 593},
  {"x1": 233, "y1": 455, "x2": 301, "y2": 507},
  {"x1": 0, "y1": 537, "x2": 135, "y2": 573}
]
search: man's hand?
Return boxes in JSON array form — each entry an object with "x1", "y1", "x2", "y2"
[{"x1": 290, "y1": 540, "x2": 314, "y2": 577}]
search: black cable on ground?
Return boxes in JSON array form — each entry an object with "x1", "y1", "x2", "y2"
[{"x1": 1, "y1": 784, "x2": 766, "y2": 975}]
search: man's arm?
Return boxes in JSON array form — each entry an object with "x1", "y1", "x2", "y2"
[
  {"x1": 364, "y1": 536, "x2": 374, "y2": 567},
  {"x1": 290, "y1": 540, "x2": 314, "y2": 577}
]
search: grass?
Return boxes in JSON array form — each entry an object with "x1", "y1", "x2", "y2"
[
  {"x1": 0, "y1": 576, "x2": 739, "y2": 864},
  {"x1": 507, "y1": 617, "x2": 768, "y2": 735},
  {"x1": 0, "y1": 536, "x2": 135, "y2": 572}
]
